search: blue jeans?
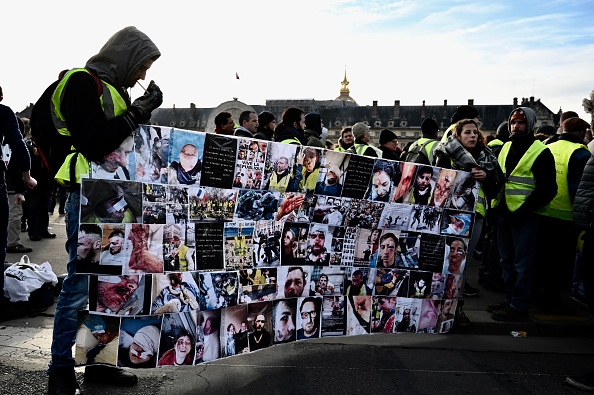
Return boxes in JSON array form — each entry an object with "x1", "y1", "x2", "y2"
[
  {"x1": 497, "y1": 212, "x2": 539, "y2": 312},
  {"x1": 49, "y1": 190, "x2": 89, "y2": 372}
]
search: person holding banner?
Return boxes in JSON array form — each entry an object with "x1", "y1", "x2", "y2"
[{"x1": 46, "y1": 26, "x2": 162, "y2": 395}]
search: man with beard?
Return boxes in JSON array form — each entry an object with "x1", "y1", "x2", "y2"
[
  {"x1": 411, "y1": 166, "x2": 433, "y2": 205},
  {"x1": 297, "y1": 297, "x2": 321, "y2": 339},
  {"x1": 275, "y1": 107, "x2": 306, "y2": 145},
  {"x1": 305, "y1": 226, "x2": 330, "y2": 266},
  {"x1": 248, "y1": 314, "x2": 271, "y2": 351},
  {"x1": 489, "y1": 107, "x2": 557, "y2": 322},
  {"x1": 396, "y1": 308, "x2": 417, "y2": 333},
  {"x1": 100, "y1": 229, "x2": 125, "y2": 266},
  {"x1": 268, "y1": 156, "x2": 291, "y2": 191},
  {"x1": 313, "y1": 274, "x2": 335, "y2": 296},
  {"x1": 254, "y1": 111, "x2": 276, "y2": 141},
  {"x1": 284, "y1": 267, "x2": 307, "y2": 297},
  {"x1": 96, "y1": 275, "x2": 140, "y2": 314},
  {"x1": 346, "y1": 269, "x2": 372, "y2": 296},
  {"x1": 315, "y1": 165, "x2": 343, "y2": 196}
]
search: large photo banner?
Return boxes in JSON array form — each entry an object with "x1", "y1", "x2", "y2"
[{"x1": 75, "y1": 125, "x2": 477, "y2": 368}]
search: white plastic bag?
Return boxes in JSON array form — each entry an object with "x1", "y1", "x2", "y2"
[{"x1": 3, "y1": 255, "x2": 58, "y2": 302}]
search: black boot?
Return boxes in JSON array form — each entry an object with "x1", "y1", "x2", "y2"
[
  {"x1": 47, "y1": 367, "x2": 81, "y2": 395},
  {"x1": 84, "y1": 364, "x2": 138, "y2": 386}
]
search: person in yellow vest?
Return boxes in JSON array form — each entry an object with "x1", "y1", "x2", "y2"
[
  {"x1": 287, "y1": 147, "x2": 321, "y2": 193},
  {"x1": 172, "y1": 235, "x2": 196, "y2": 271},
  {"x1": 334, "y1": 126, "x2": 354, "y2": 152},
  {"x1": 405, "y1": 118, "x2": 440, "y2": 165},
  {"x1": 47, "y1": 27, "x2": 162, "y2": 395},
  {"x1": 274, "y1": 107, "x2": 306, "y2": 145},
  {"x1": 348, "y1": 122, "x2": 381, "y2": 158},
  {"x1": 433, "y1": 118, "x2": 504, "y2": 322},
  {"x1": 488, "y1": 107, "x2": 557, "y2": 322},
  {"x1": 534, "y1": 117, "x2": 592, "y2": 312}
]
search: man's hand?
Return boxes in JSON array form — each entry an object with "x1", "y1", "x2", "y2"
[
  {"x1": 15, "y1": 193, "x2": 25, "y2": 205},
  {"x1": 130, "y1": 80, "x2": 163, "y2": 123},
  {"x1": 276, "y1": 193, "x2": 304, "y2": 220},
  {"x1": 22, "y1": 172, "x2": 37, "y2": 189}
]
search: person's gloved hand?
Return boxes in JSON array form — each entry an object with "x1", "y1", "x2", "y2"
[{"x1": 130, "y1": 80, "x2": 163, "y2": 124}]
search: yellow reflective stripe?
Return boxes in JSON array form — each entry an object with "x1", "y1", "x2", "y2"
[
  {"x1": 506, "y1": 189, "x2": 533, "y2": 195},
  {"x1": 507, "y1": 175, "x2": 535, "y2": 185}
]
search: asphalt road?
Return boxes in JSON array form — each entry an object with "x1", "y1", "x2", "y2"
[
  {"x1": 0, "y1": 331, "x2": 593, "y2": 395},
  {"x1": 2, "y1": 213, "x2": 594, "y2": 394}
]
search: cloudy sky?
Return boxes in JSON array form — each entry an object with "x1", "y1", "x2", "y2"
[{"x1": 2, "y1": 0, "x2": 593, "y2": 120}]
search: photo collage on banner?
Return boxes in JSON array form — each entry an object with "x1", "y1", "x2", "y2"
[{"x1": 75, "y1": 125, "x2": 478, "y2": 368}]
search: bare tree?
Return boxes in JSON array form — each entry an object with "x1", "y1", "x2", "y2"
[{"x1": 582, "y1": 90, "x2": 594, "y2": 130}]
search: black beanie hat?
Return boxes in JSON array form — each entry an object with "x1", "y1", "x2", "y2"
[
  {"x1": 451, "y1": 105, "x2": 479, "y2": 124},
  {"x1": 258, "y1": 111, "x2": 276, "y2": 127},
  {"x1": 421, "y1": 118, "x2": 439, "y2": 136},
  {"x1": 379, "y1": 129, "x2": 398, "y2": 145},
  {"x1": 305, "y1": 113, "x2": 322, "y2": 134}
]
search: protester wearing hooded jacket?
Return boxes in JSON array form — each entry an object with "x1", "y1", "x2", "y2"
[
  {"x1": 46, "y1": 26, "x2": 162, "y2": 395},
  {"x1": 489, "y1": 107, "x2": 557, "y2": 322}
]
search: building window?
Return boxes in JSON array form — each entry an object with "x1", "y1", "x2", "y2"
[
  {"x1": 414, "y1": 131, "x2": 420, "y2": 138},
  {"x1": 401, "y1": 131, "x2": 406, "y2": 137},
  {"x1": 374, "y1": 120, "x2": 382, "y2": 127}
]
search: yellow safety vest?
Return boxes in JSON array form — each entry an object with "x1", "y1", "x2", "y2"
[
  {"x1": 178, "y1": 244, "x2": 190, "y2": 271},
  {"x1": 541, "y1": 139, "x2": 588, "y2": 220},
  {"x1": 488, "y1": 139, "x2": 504, "y2": 148},
  {"x1": 334, "y1": 146, "x2": 346, "y2": 152},
  {"x1": 493, "y1": 140, "x2": 549, "y2": 212},
  {"x1": 53, "y1": 68, "x2": 128, "y2": 186},
  {"x1": 280, "y1": 137, "x2": 301, "y2": 145},
  {"x1": 406, "y1": 137, "x2": 437, "y2": 163}
]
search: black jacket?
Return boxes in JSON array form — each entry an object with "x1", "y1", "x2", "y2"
[{"x1": 574, "y1": 155, "x2": 594, "y2": 230}]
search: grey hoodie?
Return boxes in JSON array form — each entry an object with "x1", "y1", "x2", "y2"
[
  {"x1": 86, "y1": 26, "x2": 161, "y2": 89},
  {"x1": 507, "y1": 106, "x2": 536, "y2": 136}
]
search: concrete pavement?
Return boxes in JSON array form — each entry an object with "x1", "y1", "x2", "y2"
[{"x1": 1, "y1": 212, "x2": 594, "y2": 394}]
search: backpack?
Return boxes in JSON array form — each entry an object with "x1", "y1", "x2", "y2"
[
  {"x1": 30, "y1": 69, "x2": 102, "y2": 181},
  {"x1": 404, "y1": 139, "x2": 435, "y2": 164}
]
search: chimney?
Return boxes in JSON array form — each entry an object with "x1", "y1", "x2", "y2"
[
  {"x1": 394, "y1": 100, "x2": 400, "y2": 119},
  {"x1": 421, "y1": 100, "x2": 426, "y2": 120},
  {"x1": 513, "y1": 97, "x2": 518, "y2": 107},
  {"x1": 468, "y1": 99, "x2": 474, "y2": 106},
  {"x1": 443, "y1": 99, "x2": 448, "y2": 120},
  {"x1": 190, "y1": 103, "x2": 196, "y2": 109},
  {"x1": 372, "y1": 100, "x2": 378, "y2": 118},
  {"x1": 530, "y1": 96, "x2": 535, "y2": 105}
]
